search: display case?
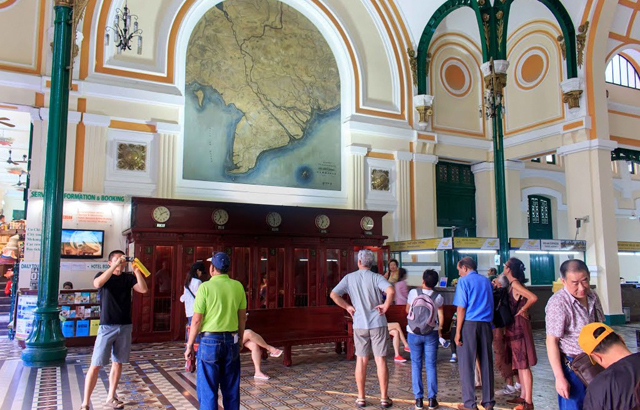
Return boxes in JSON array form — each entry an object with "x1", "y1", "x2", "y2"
[
  {"x1": 125, "y1": 197, "x2": 388, "y2": 343},
  {"x1": 15, "y1": 288, "x2": 100, "y2": 347}
]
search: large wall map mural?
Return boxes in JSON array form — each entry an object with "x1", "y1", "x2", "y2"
[{"x1": 184, "y1": 0, "x2": 341, "y2": 190}]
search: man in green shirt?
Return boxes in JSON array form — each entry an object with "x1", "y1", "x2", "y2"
[{"x1": 185, "y1": 252, "x2": 246, "y2": 410}]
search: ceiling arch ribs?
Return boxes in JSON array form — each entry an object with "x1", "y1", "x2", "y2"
[{"x1": 416, "y1": 0, "x2": 578, "y2": 95}]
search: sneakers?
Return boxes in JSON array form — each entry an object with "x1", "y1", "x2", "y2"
[
  {"x1": 515, "y1": 382, "x2": 522, "y2": 391},
  {"x1": 415, "y1": 398, "x2": 423, "y2": 409},
  {"x1": 496, "y1": 385, "x2": 517, "y2": 396},
  {"x1": 438, "y1": 337, "x2": 450, "y2": 348},
  {"x1": 428, "y1": 397, "x2": 439, "y2": 409},
  {"x1": 449, "y1": 353, "x2": 457, "y2": 363},
  {"x1": 394, "y1": 355, "x2": 407, "y2": 362},
  {"x1": 404, "y1": 346, "x2": 411, "y2": 352}
]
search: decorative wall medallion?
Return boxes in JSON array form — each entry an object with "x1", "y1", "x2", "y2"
[
  {"x1": 515, "y1": 47, "x2": 549, "y2": 91},
  {"x1": 440, "y1": 57, "x2": 472, "y2": 97},
  {"x1": 371, "y1": 169, "x2": 390, "y2": 191},
  {"x1": 117, "y1": 143, "x2": 146, "y2": 171}
]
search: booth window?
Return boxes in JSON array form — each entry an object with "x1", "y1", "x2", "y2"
[{"x1": 605, "y1": 54, "x2": 640, "y2": 89}]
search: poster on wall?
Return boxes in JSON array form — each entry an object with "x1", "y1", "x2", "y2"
[
  {"x1": 15, "y1": 294, "x2": 38, "y2": 340},
  {"x1": 183, "y1": 0, "x2": 341, "y2": 191}
]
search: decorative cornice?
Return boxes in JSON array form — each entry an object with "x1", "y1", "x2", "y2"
[
  {"x1": 153, "y1": 121, "x2": 181, "y2": 134},
  {"x1": 437, "y1": 133, "x2": 492, "y2": 150},
  {"x1": 39, "y1": 108, "x2": 81, "y2": 124},
  {"x1": 82, "y1": 113, "x2": 111, "y2": 127},
  {"x1": 413, "y1": 153, "x2": 438, "y2": 164},
  {"x1": 347, "y1": 145, "x2": 368, "y2": 156},
  {"x1": 556, "y1": 139, "x2": 618, "y2": 157},
  {"x1": 395, "y1": 151, "x2": 413, "y2": 161},
  {"x1": 471, "y1": 162, "x2": 493, "y2": 174},
  {"x1": 505, "y1": 160, "x2": 526, "y2": 171}
]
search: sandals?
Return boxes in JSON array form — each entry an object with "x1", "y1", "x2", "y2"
[
  {"x1": 380, "y1": 397, "x2": 393, "y2": 408},
  {"x1": 356, "y1": 398, "x2": 367, "y2": 408},
  {"x1": 269, "y1": 349, "x2": 283, "y2": 358},
  {"x1": 78, "y1": 407, "x2": 89, "y2": 410},
  {"x1": 514, "y1": 403, "x2": 534, "y2": 410},
  {"x1": 507, "y1": 398, "x2": 526, "y2": 404},
  {"x1": 106, "y1": 397, "x2": 124, "y2": 409}
]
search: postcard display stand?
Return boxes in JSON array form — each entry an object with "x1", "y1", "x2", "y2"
[{"x1": 16, "y1": 288, "x2": 100, "y2": 347}]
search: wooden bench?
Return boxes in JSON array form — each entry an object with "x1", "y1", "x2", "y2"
[
  {"x1": 246, "y1": 306, "x2": 350, "y2": 366},
  {"x1": 345, "y1": 304, "x2": 457, "y2": 359}
]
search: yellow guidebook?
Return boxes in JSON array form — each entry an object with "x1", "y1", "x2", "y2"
[{"x1": 132, "y1": 258, "x2": 151, "y2": 277}]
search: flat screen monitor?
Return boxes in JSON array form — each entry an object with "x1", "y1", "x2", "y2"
[{"x1": 60, "y1": 229, "x2": 105, "y2": 259}]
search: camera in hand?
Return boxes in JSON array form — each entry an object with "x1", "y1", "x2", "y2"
[{"x1": 124, "y1": 256, "x2": 135, "y2": 262}]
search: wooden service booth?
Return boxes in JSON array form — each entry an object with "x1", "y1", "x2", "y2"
[{"x1": 125, "y1": 197, "x2": 388, "y2": 343}]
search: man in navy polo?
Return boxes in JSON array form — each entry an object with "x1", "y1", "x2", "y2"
[{"x1": 453, "y1": 257, "x2": 495, "y2": 410}]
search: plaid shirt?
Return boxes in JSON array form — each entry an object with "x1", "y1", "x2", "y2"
[{"x1": 545, "y1": 288, "x2": 604, "y2": 357}]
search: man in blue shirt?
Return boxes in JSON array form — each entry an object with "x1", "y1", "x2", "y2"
[{"x1": 453, "y1": 257, "x2": 495, "y2": 410}]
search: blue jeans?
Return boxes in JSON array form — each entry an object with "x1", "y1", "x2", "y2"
[
  {"x1": 558, "y1": 356, "x2": 586, "y2": 410},
  {"x1": 408, "y1": 331, "x2": 439, "y2": 399},
  {"x1": 197, "y1": 333, "x2": 241, "y2": 410}
]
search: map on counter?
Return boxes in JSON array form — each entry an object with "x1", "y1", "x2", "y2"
[{"x1": 184, "y1": 0, "x2": 341, "y2": 190}]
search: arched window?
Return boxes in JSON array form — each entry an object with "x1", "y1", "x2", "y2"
[{"x1": 605, "y1": 54, "x2": 640, "y2": 89}]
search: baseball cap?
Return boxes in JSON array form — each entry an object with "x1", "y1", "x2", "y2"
[
  {"x1": 207, "y1": 252, "x2": 230, "y2": 271},
  {"x1": 578, "y1": 322, "x2": 614, "y2": 362}
]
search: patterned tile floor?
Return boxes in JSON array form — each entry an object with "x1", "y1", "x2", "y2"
[{"x1": 0, "y1": 325, "x2": 638, "y2": 410}]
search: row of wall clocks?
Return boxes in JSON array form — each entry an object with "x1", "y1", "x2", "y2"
[{"x1": 151, "y1": 206, "x2": 375, "y2": 231}]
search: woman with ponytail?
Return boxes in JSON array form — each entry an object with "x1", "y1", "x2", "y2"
[{"x1": 503, "y1": 257, "x2": 539, "y2": 410}]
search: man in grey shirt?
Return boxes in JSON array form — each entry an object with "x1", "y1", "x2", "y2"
[{"x1": 331, "y1": 249, "x2": 395, "y2": 408}]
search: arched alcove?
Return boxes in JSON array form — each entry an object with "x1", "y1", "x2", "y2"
[{"x1": 174, "y1": 0, "x2": 352, "y2": 205}]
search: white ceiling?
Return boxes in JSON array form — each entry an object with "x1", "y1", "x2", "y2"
[{"x1": 0, "y1": 109, "x2": 31, "y2": 198}]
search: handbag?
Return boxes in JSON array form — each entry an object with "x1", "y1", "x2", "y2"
[
  {"x1": 185, "y1": 355, "x2": 196, "y2": 373},
  {"x1": 569, "y1": 353, "x2": 603, "y2": 385},
  {"x1": 569, "y1": 309, "x2": 605, "y2": 386}
]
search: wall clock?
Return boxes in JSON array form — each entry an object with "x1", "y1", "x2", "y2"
[
  {"x1": 315, "y1": 214, "x2": 330, "y2": 230},
  {"x1": 152, "y1": 206, "x2": 171, "y2": 223},
  {"x1": 266, "y1": 212, "x2": 282, "y2": 228},
  {"x1": 212, "y1": 209, "x2": 229, "y2": 225},
  {"x1": 360, "y1": 216, "x2": 374, "y2": 231}
]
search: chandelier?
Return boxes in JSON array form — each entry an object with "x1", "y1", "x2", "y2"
[{"x1": 104, "y1": 1, "x2": 143, "y2": 55}]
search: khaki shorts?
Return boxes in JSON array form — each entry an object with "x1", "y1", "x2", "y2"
[{"x1": 354, "y1": 326, "x2": 388, "y2": 357}]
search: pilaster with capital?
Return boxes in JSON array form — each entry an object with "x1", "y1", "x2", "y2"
[
  {"x1": 82, "y1": 113, "x2": 110, "y2": 193},
  {"x1": 347, "y1": 145, "x2": 367, "y2": 210},
  {"x1": 155, "y1": 122, "x2": 180, "y2": 198},
  {"x1": 557, "y1": 139, "x2": 623, "y2": 321},
  {"x1": 413, "y1": 153, "x2": 438, "y2": 239},
  {"x1": 395, "y1": 151, "x2": 412, "y2": 241}
]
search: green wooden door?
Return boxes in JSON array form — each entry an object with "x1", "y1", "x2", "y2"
[{"x1": 528, "y1": 195, "x2": 555, "y2": 285}]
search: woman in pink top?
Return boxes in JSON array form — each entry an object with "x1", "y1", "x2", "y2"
[{"x1": 394, "y1": 268, "x2": 409, "y2": 305}]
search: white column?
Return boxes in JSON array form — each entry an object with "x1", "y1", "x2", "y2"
[
  {"x1": 155, "y1": 122, "x2": 181, "y2": 198},
  {"x1": 28, "y1": 108, "x2": 46, "y2": 190},
  {"x1": 82, "y1": 114, "x2": 110, "y2": 193},
  {"x1": 395, "y1": 151, "x2": 412, "y2": 241},
  {"x1": 413, "y1": 153, "x2": 438, "y2": 239},
  {"x1": 33, "y1": 109, "x2": 80, "y2": 191},
  {"x1": 557, "y1": 139, "x2": 623, "y2": 321},
  {"x1": 471, "y1": 162, "x2": 496, "y2": 237},
  {"x1": 505, "y1": 160, "x2": 526, "y2": 238},
  {"x1": 347, "y1": 145, "x2": 367, "y2": 209}
]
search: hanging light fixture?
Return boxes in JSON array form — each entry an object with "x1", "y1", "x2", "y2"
[{"x1": 105, "y1": 1, "x2": 143, "y2": 55}]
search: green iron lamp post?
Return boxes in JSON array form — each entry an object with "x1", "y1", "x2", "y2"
[{"x1": 22, "y1": 0, "x2": 87, "y2": 367}]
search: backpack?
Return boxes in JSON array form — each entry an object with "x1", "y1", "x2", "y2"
[
  {"x1": 407, "y1": 289, "x2": 438, "y2": 335},
  {"x1": 492, "y1": 286, "x2": 519, "y2": 328}
]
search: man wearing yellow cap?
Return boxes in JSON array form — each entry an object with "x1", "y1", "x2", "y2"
[{"x1": 578, "y1": 322, "x2": 640, "y2": 410}]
